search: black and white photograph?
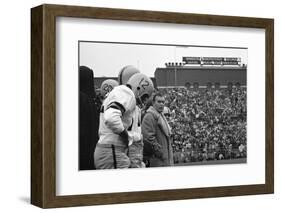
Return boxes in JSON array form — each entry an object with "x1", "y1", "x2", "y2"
[
  {"x1": 29, "y1": 3, "x2": 274, "y2": 208},
  {"x1": 78, "y1": 41, "x2": 247, "y2": 170}
]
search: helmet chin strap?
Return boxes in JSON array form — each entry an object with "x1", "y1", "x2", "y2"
[
  {"x1": 136, "y1": 88, "x2": 144, "y2": 108},
  {"x1": 136, "y1": 97, "x2": 143, "y2": 108}
]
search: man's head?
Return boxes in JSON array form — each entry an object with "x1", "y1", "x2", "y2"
[{"x1": 152, "y1": 93, "x2": 165, "y2": 113}]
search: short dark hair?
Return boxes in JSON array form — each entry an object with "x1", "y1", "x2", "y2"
[{"x1": 152, "y1": 92, "x2": 164, "y2": 102}]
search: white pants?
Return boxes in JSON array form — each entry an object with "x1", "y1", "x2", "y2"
[{"x1": 94, "y1": 145, "x2": 130, "y2": 169}]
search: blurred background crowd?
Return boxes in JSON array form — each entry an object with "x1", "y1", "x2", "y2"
[{"x1": 159, "y1": 87, "x2": 247, "y2": 164}]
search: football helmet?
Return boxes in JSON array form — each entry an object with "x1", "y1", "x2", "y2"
[
  {"x1": 127, "y1": 73, "x2": 154, "y2": 102},
  {"x1": 100, "y1": 79, "x2": 119, "y2": 97},
  {"x1": 118, "y1": 65, "x2": 140, "y2": 85}
]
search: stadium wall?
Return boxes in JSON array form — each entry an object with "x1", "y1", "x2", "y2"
[{"x1": 155, "y1": 67, "x2": 247, "y2": 87}]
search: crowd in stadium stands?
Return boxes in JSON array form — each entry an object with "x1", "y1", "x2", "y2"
[{"x1": 158, "y1": 86, "x2": 247, "y2": 164}]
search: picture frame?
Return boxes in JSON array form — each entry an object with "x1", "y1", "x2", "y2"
[{"x1": 31, "y1": 4, "x2": 274, "y2": 208}]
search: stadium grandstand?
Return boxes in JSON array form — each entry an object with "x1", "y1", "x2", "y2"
[
  {"x1": 155, "y1": 56, "x2": 246, "y2": 88},
  {"x1": 155, "y1": 56, "x2": 247, "y2": 165}
]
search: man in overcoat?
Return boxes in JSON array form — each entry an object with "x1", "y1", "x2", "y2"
[{"x1": 142, "y1": 93, "x2": 174, "y2": 167}]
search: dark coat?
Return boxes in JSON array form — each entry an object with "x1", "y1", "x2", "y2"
[
  {"x1": 79, "y1": 66, "x2": 99, "y2": 170},
  {"x1": 142, "y1": 106, "x2": 174, "y2": 167}
]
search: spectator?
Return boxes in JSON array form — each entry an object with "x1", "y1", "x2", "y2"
[
  {"x1": 158, "y1": 86, "x2": 247, "y2": 163},
  {"x1": 142, "y1": 93, "x2": 174, "y2": 167}
]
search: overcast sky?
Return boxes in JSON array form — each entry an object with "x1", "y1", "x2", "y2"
[{"x1": 79, "y1": 41, "x2": 248, "y2": 78}]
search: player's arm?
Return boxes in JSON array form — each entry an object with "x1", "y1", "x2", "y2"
[{"x1": 104, "y1": 102, "x2": 129, "y2": 144}]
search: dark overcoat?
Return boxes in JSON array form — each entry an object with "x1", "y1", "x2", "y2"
[{"x1": 142, "y1": 106, "x2": 174, "y2": 167}]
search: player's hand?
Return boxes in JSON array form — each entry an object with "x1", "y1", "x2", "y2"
[
  {"x1": 128, "y1": 131, "x2": 142, "y2": 143},
  {"x1": 119, "y1": 130, "x2": 129, "y2": 146}
]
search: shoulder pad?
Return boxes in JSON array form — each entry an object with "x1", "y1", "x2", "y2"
[{"x1": 106, "y1": 102, "x2": 126, "y2": 115}]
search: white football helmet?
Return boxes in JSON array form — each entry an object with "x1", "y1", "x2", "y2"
[
  {"x1": 100, "y1": 79, "x2": 119, "y2": 97},
  {"x1": 127, "y1": 73, "x2": 154, "y2": 102},
  {"x1": 118, "y1": 65, "x2": 140, "y2": 85}
]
